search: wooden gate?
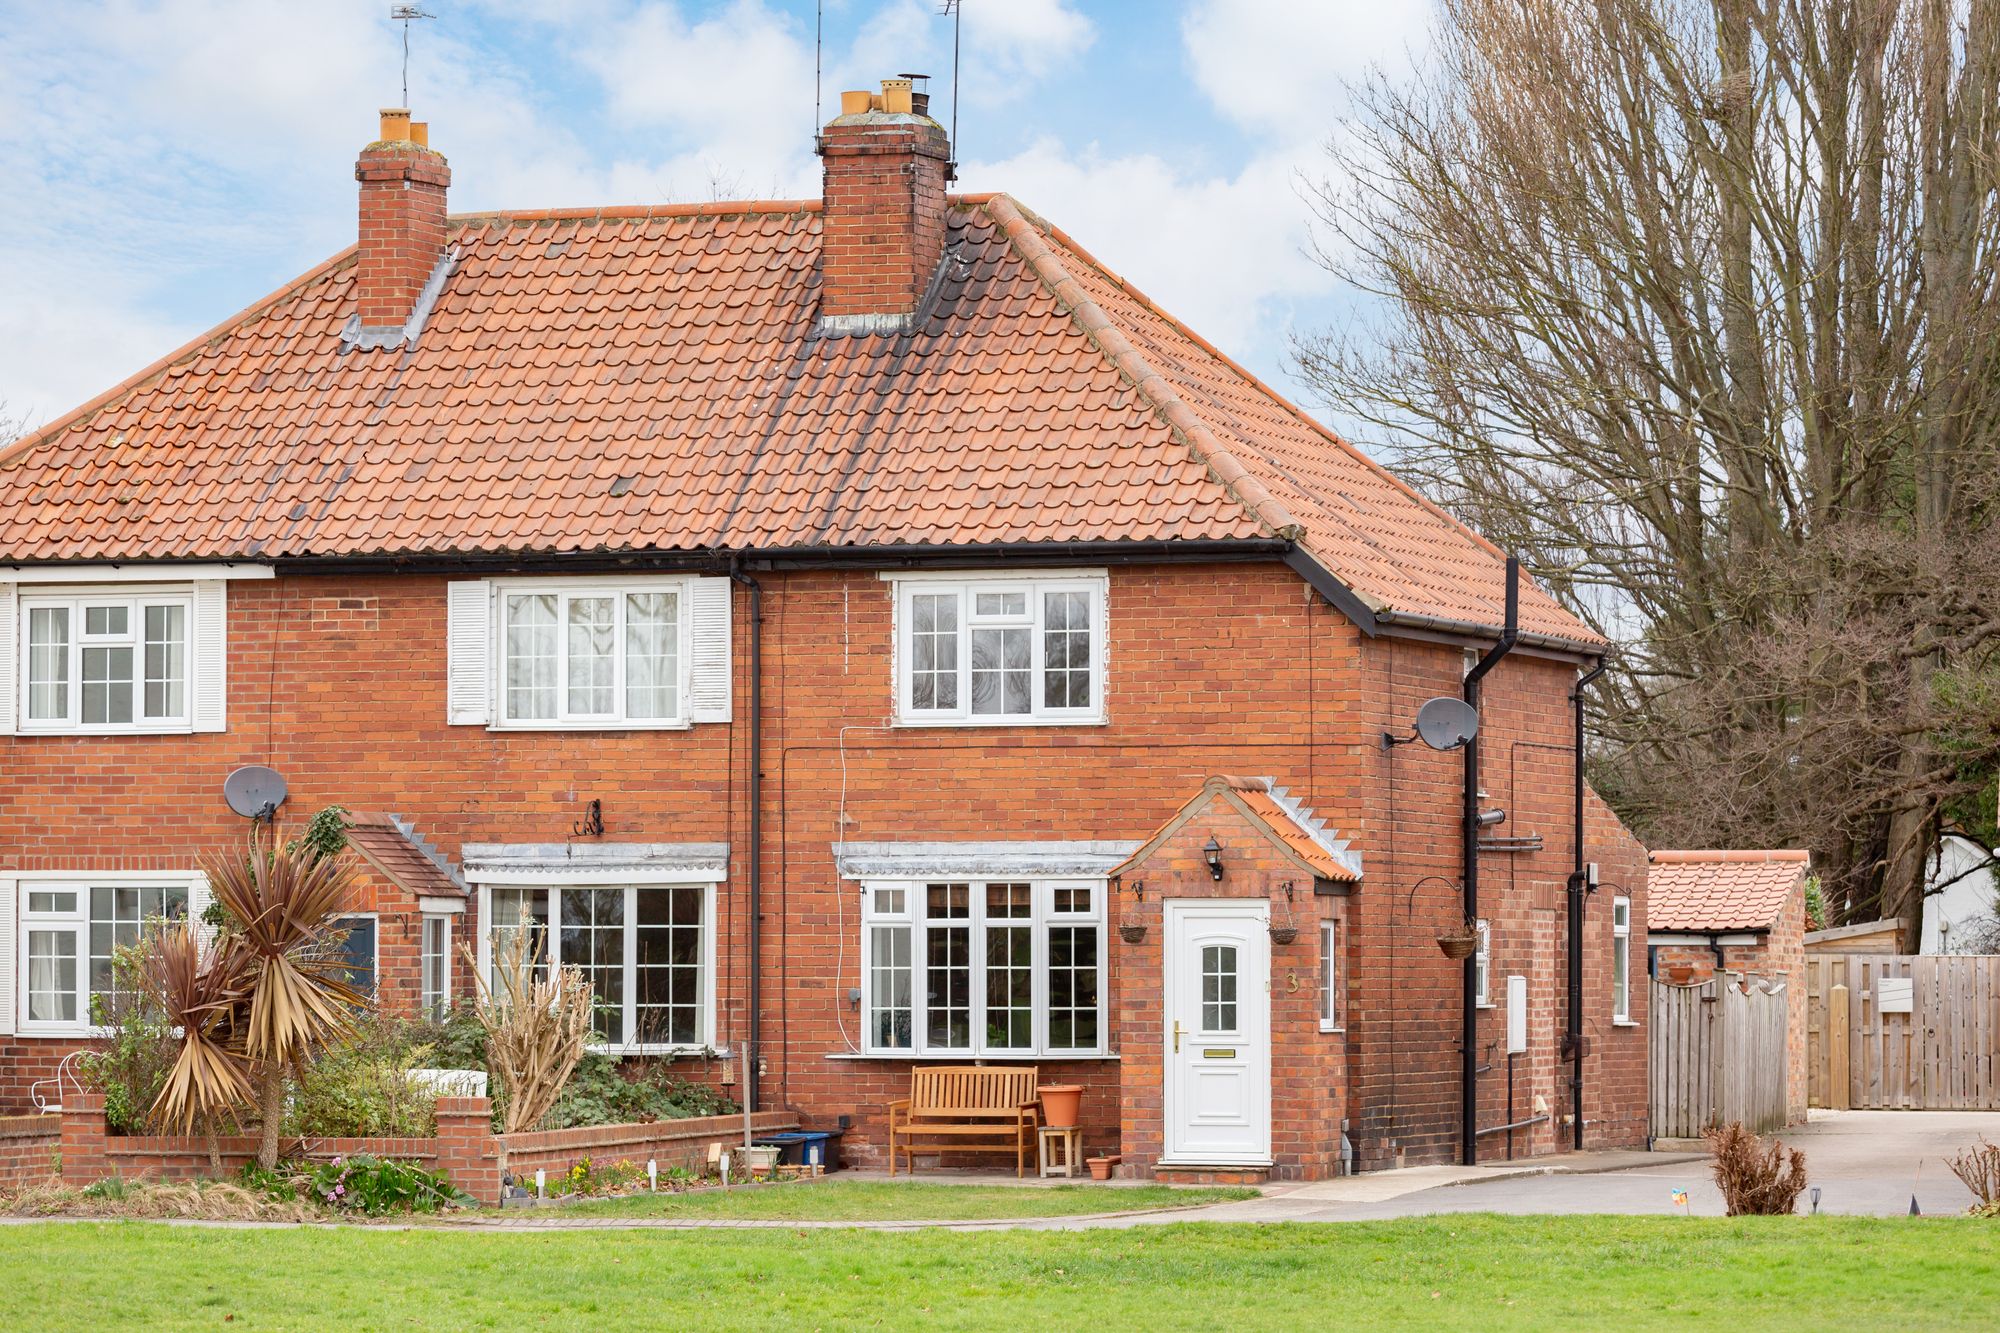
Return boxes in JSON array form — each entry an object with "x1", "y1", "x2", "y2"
[
  {"x1": 1650, "y1": 976, "x2": 1789, "y2": 1138},
  {"x1": 1806, "y1": 955, "x2": 2000, "y2": 1110}
]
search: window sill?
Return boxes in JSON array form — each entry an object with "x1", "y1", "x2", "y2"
[
  {"x1": 1320, "y1": 1024, "x2": 1345, "y2": 1035},
  {"x1": 1476, "y1": 1002, "x2": 1497, "y2": 1011},
  {"x1": 487, "y1": 720, "x2": 693, "y2": 733},
  {"x1": 15, "y1": 726, "x2": 196, "y2": 738},
  {"x1": 590, "y1": 1043, "x2": 730, "y2": 1058},
  {"x1": 892, "y1": 716, "x2": 1107, "y2": 730},
  {"x1": 1612, "y1": 1019, "x2": 1641, "y2": 1028},
  {"x1": 824, "y1": 1051, "x2": 1119, "y2": 1062}
]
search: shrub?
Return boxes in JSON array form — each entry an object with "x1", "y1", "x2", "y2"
[
  {"x1": 284, "y1": 1015, "x2": 440, "y2": 1138},
  {"x1": 78, "y1": 946, "x2": 179, "y2": 1135},
  {"x1": 543, "y1": 1052, "x2": 739, "y2": 1130},
  {"x1": 561, "y1": 1155, "x2": 648, "y2": 1197},
  {"x1": 1707, "y1": 1121, "x2": 1808, "y2": 1216},
  {"x1": 244, "y1": 1154, "x2": 472, "y2": 1216},
  {"x1": 1947, "y1": 1138, "x2": 2000, "y2": 1214}
]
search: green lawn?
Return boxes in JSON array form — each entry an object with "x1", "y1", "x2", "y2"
[
  {"x1": 548, "y1": 1179, "x2": 1253, "y2": 1220},
  {"x1": 4, "y1": 1216, "x2": 1995, "y2": 1330}
]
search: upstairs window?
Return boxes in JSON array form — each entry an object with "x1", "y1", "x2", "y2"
[
  {"x1": 501, "y1": 585, "x2": 681, "y2": 726},
  {"x1": 893, "y1": 574, "x2": 1106, "y2": 725},
  {"x1": 19, "y1": 592, "x2": 192, "y2": 732}
]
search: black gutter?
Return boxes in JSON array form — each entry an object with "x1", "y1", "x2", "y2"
[
  {"x1": 1460, "y1": 555, "x2": 1519, "y2": 1166},
  {"x1": 264, "y1": 538, "x2": 1294, "y2": 578},
  {"x1": 1566, "y1": 655, "x2": 1608, "y2": 1151},
  {"x1": 728, "y1": 562, "x2": 764, "y2": 1115}
]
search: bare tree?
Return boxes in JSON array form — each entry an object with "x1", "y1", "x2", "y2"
[{"x1": 1301, "y1": 0, "x2": 2000, "y2": 940}]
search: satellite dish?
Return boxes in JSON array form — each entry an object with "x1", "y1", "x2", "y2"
[
  {"x1": 224, "y1": 765, "x2": 289, "y2": 820},
  {"x1": 1414, "y1": 697, "x2": 1480, "y2": 751}
]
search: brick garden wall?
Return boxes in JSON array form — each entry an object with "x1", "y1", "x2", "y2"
[
  {"x1": 1, "y1": 561, "x2": 1647, "y2": 1175},
  {"x1": 0, "y1": 1113, "x2": 58, "y2": 1191}
]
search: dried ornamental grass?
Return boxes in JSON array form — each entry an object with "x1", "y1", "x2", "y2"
[
  {"x1": 466, "y1": 922, "x2": 596, "y2": 1134},
  {"x1": 1706, "y1": 1121, "x2": 1808, "y2": 1216}
]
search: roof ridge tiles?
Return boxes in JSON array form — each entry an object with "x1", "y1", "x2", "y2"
[
  {"x1": 980, "y1": 194, "x2": 1305, "y2": 544},
  {"x1": 1650, "y1": 849, "x2": 1812, "y2": 864}
]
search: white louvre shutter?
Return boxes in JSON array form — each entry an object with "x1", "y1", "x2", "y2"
[
  {"x1": 0, "y1": 877, "x2": 16, "y2": 1035},
  {"x1": 191, "y1": 580, "x2": 228, "y2": 732},
  {"x1": 446, "y1": 580, "x2": 494, "y2": 725},
  {"x1": 186, "y1": 872, "x2": 215, "y2": 950},
  {"x1": 685, "y1": 577, "x2": 733, "y2": 723},
  {"x1": 0, "y1": 582, "x2": 15, "y2": 734}
]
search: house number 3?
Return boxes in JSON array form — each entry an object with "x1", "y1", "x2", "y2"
[{"x1": 1285, "y1": 970, "x2": 1300, "y2": 994}]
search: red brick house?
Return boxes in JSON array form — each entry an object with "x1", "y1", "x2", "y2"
[
  {"x1": 0, "y1": 81, "x2": 1648, "y2": 1177},
  {"x1": 1647, "y1": 850, "x2": 1809, "y2": 1122}
]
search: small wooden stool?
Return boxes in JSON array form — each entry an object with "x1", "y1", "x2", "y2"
[{"x1": 1037, "y1": 1125, "x2": 1084, "y2": 1178}]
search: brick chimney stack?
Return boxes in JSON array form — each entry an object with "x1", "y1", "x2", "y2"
[
  {"x1": 353, "y1": 108, "x2": 451, "y2": 335},
  {"x1": 817, "y1": 78, "x2": 953, "y2": 334}
]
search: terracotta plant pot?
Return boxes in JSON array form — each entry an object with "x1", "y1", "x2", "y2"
[
  {"x1": 1666, "y1": 964, "x2": 1695, "y2": 985},
  {"x1": 1086, "y1": 1155, "x2": 1120, "y2": 1181},
  {"x1": 1039, "y1": 1084, "x2": 1085, "y2": 1129}
]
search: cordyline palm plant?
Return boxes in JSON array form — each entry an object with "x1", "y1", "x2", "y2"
[
  {"x1": 203, "y1": 840, "x2": 363, "y2": 1169},
  {"x1": 140, "y1": 921, "x2": 254, "y2": 1173}
]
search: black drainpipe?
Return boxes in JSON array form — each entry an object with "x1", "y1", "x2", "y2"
[
  {"x1": 1460, "y1": 556, "x2": 1519, "y2": 1166},
  {"x1": 1567, "y1": 655, "x2": 1607, "y2": 1151},
  {"x1": 729, "y1": 563, "x2": 764, "y2": 1114}
]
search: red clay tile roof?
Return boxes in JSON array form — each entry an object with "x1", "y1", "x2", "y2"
[
  {"x1": 1112, "y1": 775, "x2": 1362, "y2": 883},
  {"x1": 0, "y1": 194, "x2": 1592, "y2": 646},
  {"x1": 345, "y1": 812, "x2": 467, "y2": 901},
  {"x1": 1647, "y1": 850, "x2": 1809, "y2": 932}
]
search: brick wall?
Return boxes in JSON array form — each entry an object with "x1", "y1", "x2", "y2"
[
  {"x1": 0, "y1": 1113, "x2": 59, "y2": 1191},
  {"x1": 1, "y1": 560, "x2": 1647, "y2": 1175}
]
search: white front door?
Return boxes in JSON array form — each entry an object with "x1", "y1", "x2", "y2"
[{"x1": 1162, "y1": 900, "x2": 1271, "y2": 1165}]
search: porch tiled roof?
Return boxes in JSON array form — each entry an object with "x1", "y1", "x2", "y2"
[
  {"x1": 345, "y1": 813, "x2": 467, "y2": 900},
  {"x1": 0, "y1": 194, "x2": 1593, "y2": 646},
  {"x1": 1112, "y1": 775, "x2": 1362, "y2": 884},
  {"x1": 1646, "y1": 850, "x2": 1809, "y2": 932}
]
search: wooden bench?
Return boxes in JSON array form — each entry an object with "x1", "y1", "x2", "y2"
[{"x1": 887, "y1": 1066, "x2": 1043, "y2": 1177}]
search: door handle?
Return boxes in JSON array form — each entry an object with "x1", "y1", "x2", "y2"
[{"x1": 1173, "y1": 1020, "x2": 1184, "y2": 1053}]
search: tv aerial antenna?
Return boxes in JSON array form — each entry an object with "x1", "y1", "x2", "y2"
[
  {"x1": 940, "y1": 0, "x2": 961, "y2": 171},
  {"x1": 391, "y1": 4, "x2": 434, "y2": 108}
]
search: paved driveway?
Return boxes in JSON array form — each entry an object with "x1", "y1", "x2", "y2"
[{"x1": 1169, "y1": 1110, "x2": 2000, "y2": 1222}]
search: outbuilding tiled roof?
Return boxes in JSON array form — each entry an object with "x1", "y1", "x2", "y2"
[
  {"x1": 345, "y1": 812, "x2": 468, "y2": 901},
  {"x1": 1647, "y1": 850, "x2": 1809, "y2": 932},
  {"x1": 0, "y1": 193, "x2": 1593, "y2": 646}
]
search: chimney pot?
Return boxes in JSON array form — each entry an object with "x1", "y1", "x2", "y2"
[
  {"x1": 410, "y1": 121, "x2": 429, "y2": 148},
  {"x1": 839, "y1": 89, "x2": 872, "y2": 115},
  {"x1": 880, "y1": 78, "x2": 914, "y2": 115},
  {"x1": 378, "y1": 107, "x2": 413, "y2": 142}
]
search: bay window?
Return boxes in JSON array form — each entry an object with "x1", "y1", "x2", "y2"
[
  {"x1": 893, "y1": 574, "x2": 1107, "y2": 725},
  {"x1": 17, "y1": 877, "x2": 193, "y2": 1033},
  {"x1": 862, "y1": 879, "x2": 1103, "y2": 1056},
  {"x1": 479, "y1": 883, "x2": 713, "y2": 1050}
]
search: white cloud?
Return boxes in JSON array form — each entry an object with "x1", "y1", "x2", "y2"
[
  {"x1": 961, "y1": 0, "x2": 1093, "y2": 82},
  {"x1": 1182, "y1": 0, "x2": 1431, "y2": 132}
]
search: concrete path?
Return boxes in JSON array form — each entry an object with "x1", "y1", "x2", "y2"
[{"x1": 1174, "y1": 1110, "x2": 2000, "y2": 1222}]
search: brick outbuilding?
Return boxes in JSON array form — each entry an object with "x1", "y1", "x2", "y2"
[
  {"x1": 1647, "y1": 850, "x2": 1810, "y2": 1122},
  {"x1": 0, "y1": 81, "x2": 1648, "y2": 1177}
]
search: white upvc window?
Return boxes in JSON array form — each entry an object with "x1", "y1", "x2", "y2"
[
  {"x1": 15, "y1": 874, "x2": 197, "y2": 1035},
  {"x1": 477, "y1": 883, "x2": 716, "y2": 1052},
  {"x1": 1612, "y1": 895, "x2": 1631, "y2": 1022},
  {"x1": 420, "y1": 915, "x2": 452, "y2": 1019},
  {"x1": 19, "y1": 590, "x2": 191, "y2": 731},
  {"x1": 861, "y1": 879, "x2": 1104, "y2": 1056},
  {"x1": 1474, "y1": 919, "x2": 1492, "y2": 1007},
  {"x1": 1319, "y1": 919, "x2": 1342, "y2": 1032},
  {"x1": 890, "y1": 572, "x2": 1107, "y2": 725},
  {"x1": 498, "y1": 580, "x2": 684, "y2": 727}
]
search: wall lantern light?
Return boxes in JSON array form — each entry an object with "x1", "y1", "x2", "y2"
[{"x1": 1203, "y1": 837, "x2": 1225, "y2": 881}]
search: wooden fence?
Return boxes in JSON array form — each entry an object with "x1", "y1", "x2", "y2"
[
  {"x1": 1805, "y1": 955, "x2": 2000, "y2": 1110},
  {"x1": 1649, "y1": 976, "x2": 1789, "y2": 1139}
]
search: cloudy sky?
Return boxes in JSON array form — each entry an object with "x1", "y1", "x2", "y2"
[{"x1": 0, "y1": 0, "x2": 1431, "y2": 431}]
